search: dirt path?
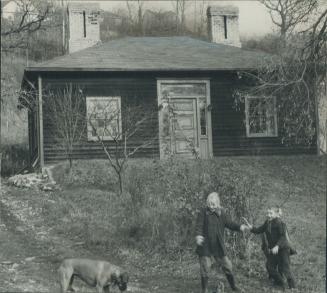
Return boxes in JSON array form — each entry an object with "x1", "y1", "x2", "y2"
[
  {"x1": 0, "y1": 200, "x2": 55, "y2": 292},
  {"x1": 0, "y1": 185, "x2": 153, "y2": 293}
]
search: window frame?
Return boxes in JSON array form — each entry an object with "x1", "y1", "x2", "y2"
[
  {"x1": 245, "y1": 96, "x2": 278, "y2": 138},
  {"x1": 86, "y1": 96, "x2": 122, "y2": 141}
]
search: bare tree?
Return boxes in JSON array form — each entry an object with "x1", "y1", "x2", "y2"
[
  {"x1": 261, "y1": 0, "x2": 319, "y2": 41},
  {"x1": 45, "y1": 84, "x2": 86, "y2": 169},
  {"x1": 196, "y1": 0, "x2": 207, "y2": 37},
  {"x1": 87, "y1": 99, "x2": 157, "y2": 195},
  {"x1": 1, "y1": 0, "x2": 53, "y2": 51},
  {"x1": 1, "y1": 0, "x2": 53, "y2": 164},
  {"x1": 234, "y1": 7, "x2": 327, "y2": 151},
  {"x1": 126, "y1": 0, "x2": 145, "y2": 35},
  {"x1": 171, "y1": 0, "x2": 189, "y2": 34}
]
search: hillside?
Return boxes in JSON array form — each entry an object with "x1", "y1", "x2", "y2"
[
  {"x1": 1, "y1": 156, "x2": 325, "y2": 293},
  {"x1": 1, "y1": 54, "x2": 29, "y2": 145}
]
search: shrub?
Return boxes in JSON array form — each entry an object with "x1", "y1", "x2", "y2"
[
  {"x1": 121, "y1": 158, "x2": 264, "y2": 258},
  {"x1": 51, "y1": 160, "x2": 117, "y2": 190},
  {"x1": 51, "y1": 158, "x2": 269, "y2": 259}
]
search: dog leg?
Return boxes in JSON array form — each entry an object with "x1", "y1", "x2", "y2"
[
  {"x1": 96, "y1": 284, "x2": 105, "y2": 293},
  {"x1": 67, "y1": 275, "x2": 75, "y2": 292},
  {"x1": 58, "y1": 268, "x2": 70, "y2": 293},
  {"x1": 58, "y1": 265, "x2": 74, "y2": 293}
]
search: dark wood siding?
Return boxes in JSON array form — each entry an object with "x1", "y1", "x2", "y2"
[
  {"x1": 41, "y1": 74, "x2": 159, "y2": 163},
  {"x1": 28, "y1": 110, "x2": 38, "y2": 163},
  {"x1": 209, "y1": 72, "x2": 316, "y2": 156},
  {"x1": 32, "y1": 70, "x2": 316, "y2": 164}
]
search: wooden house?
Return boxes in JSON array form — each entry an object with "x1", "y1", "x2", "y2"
[{"x1": 20, "y1": 5, "x2": 317, "y2": 168}]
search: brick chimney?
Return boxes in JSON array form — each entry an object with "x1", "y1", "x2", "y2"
[
  {"x1": 68, "y1": 2, "x2": 101, "y2": 54},
  {"x1": 207, "y1": 6, "x2": 241, "y2": 48}
]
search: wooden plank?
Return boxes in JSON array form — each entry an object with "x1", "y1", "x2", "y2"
[{"x1": 38, "y1": 75, "x2": 44, "y2": 169}]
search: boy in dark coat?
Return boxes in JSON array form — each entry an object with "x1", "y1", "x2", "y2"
[
  {"x1": 249, "y1": 207, "x2": 296, "y2": 289},
  {"x1": 195, "y1": 192, "x2": 249, "y2": 293}
]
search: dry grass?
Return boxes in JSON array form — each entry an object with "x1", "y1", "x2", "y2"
[{"x1": 6, "y1": 155, "x2": 326, "y2": 293}]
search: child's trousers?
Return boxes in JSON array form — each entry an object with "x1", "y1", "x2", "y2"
[{"x1": 267, "y1": 248, "x2": 296, "y2": 288}]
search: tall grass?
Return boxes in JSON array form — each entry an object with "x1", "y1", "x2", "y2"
[
  {"x1": 8, "y1": 155, "x2": 326, "y2": 292},
  {"x1": 50, "y1": 158, "x2": 269, "y2": 258}
]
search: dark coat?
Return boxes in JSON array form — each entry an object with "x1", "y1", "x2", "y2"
[
  {"x1": 195, "y1": 207, "x2": 241, "y2": 257},
  {"x1": 251, "y1": 218, "x2": 290, "y2": 249}
]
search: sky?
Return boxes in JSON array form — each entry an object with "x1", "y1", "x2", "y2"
[{"x1": 85, "y1": 0, "x2": 275, "y2": 37}]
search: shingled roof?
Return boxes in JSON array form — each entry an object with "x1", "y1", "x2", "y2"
[{"x1": 25, "y1": 36, "x2": 273, "y2": 72}]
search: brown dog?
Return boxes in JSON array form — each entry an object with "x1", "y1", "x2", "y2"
[{"x1": 58, "y1": 258, "x2": 129, "y2": 293}]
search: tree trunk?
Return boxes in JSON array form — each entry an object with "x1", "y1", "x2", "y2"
[
  {"x1": 0, "y1": 152, "x2": 2, "y2": 190},
  {"x1": 118, "y1": 171, "x2": 123, "y2": 195}
]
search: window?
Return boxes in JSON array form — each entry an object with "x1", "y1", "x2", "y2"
[
  {"x1": 199, "y1": 98, "x2": 207, "y2": 136},
  {"x1": 86, "y1": 97, "x2": 122, "y2": 141},
  {"x1": 245, "y1": 96, "x2": 277, "y2": 137}
]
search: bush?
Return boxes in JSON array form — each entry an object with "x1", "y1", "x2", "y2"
[
  {"x1": 51, "y1": 160, "x2": 117, "y2": 190},
  {"x1": 1, "y1": 144, "x2": 29, "y2": 176},
  {"x1": 122, "y1": 158, "x2": 266, "y2": 257},
  {"x1": 51, "y1": 158, "x2": 269, "y2": 259}
]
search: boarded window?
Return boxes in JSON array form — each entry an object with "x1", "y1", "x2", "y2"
[
  {"x1": 199, "y1": 98, "x2": 207, "y2": 136},
  {"x1": 86, "y1": 97, "x2": 122, "y2": 141},
  {"x1": 245, "y1": 96, "x2": 277, "y2": 137}
]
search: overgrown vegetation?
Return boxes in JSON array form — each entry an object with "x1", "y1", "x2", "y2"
[
  {"x1": 235, "y1": 1, "x2": 326, "y2": 152},
  {"x1": 12, "y1": 156, "x2": 321, "y2": 292}
]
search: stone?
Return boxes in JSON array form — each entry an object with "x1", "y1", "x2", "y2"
[{"x1": 25, "y1": 257, "x2": 36, "y2": 262}]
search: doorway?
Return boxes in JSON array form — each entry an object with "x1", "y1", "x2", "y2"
[{"x1": 157, "y1": 80, "x2": 212, "y2": 159}]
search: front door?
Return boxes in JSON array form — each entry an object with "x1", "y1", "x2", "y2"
[
  {"x1": 171, "y1": 98, "x2": 198, "y2": 157},
  {"x1": 158, "y1": 80, "x2": 212, "y2": 159}
]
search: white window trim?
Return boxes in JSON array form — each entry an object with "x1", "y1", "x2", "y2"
[
  {"x1": 86, "y1": 96, "x2": 122, "y2": 141},
  {"x1": 245, "y1": 96, "x2": 278, "y2": 138},
  {"x1": 157, "y1": 79, "x2": 213, "y2": 158}
]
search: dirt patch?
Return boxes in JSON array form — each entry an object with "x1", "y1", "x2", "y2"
[{"x1": 0, "y1": 184, "x2": 151, "y2": 293}]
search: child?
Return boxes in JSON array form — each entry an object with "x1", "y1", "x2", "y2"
[
  {"x1": 249, "y1": 207, "x2": 296, "y2": 289},
  {"x1": 195, "y1": 192, "x2": 249, "y2": 293}
]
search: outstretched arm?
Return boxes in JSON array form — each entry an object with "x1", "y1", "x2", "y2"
[
  {"x1": 224, "y1": 213, "x2": 242, "y2": 231},
  {"x1": 251, "y1": 221, "x2": 268, "y2": 234}
]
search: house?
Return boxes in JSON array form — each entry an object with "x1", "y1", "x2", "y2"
[
  {"x1": 20, "y1": 5, "x2": 317, "y2": 168},
  {"x1": 2, "y1": 0, "x2": 22, "y2": 19},
  {"x1": 1, "y1": 0, "x2": 38, "y2": 21}
]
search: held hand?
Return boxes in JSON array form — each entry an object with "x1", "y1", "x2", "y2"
[
  {"x1": 241, "y1": 217, "x2": 253, "y2": 230},
  {"x1": 196, "y1": 235, "x2": 204, "y2": 246},
  {"x1": 240, "y1": 224, "x2": 251, "y2": 232},
  {"x1": 271, "y1": 246, "x2": 279, "y2": 255}
]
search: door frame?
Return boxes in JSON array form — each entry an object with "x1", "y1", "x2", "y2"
[{"x1": 157, "y1": 79, "x2": 213, "y2": 159}]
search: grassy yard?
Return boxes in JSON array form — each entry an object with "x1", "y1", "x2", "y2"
[{"x1": 3, "y1": 155, "x2": 326, "y2": 293}]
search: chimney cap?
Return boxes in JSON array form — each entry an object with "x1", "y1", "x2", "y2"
[
  {"x1": 207, "y1": 5, "x2": 239, "y2": 16},
  {"x1": 68, "y1": 2, "x2": 100, "y2": 11}
]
